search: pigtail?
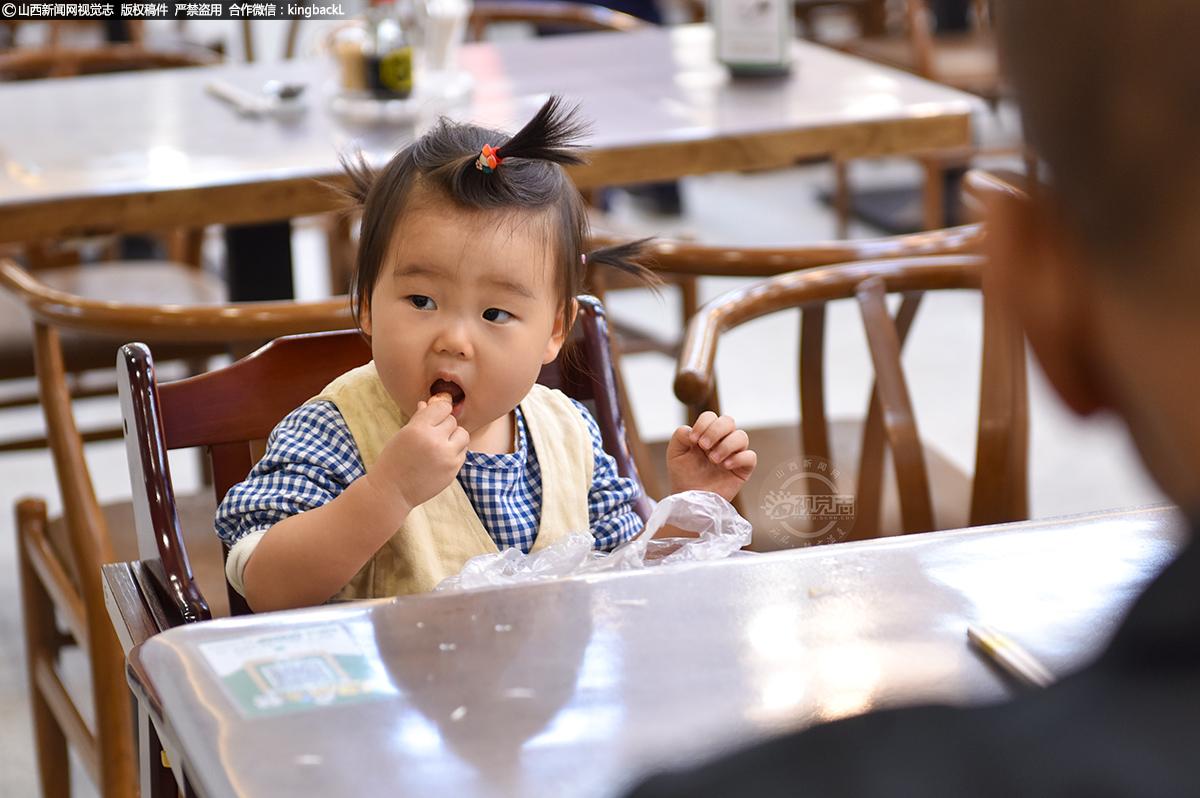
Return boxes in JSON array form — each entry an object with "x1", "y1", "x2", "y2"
[
  {"x1": 328, "y1": 150, "x2": 376, "y2": 211},
  {"x1": 584, "y1": 237, "x2": 663, "y2": 290},
  {"x1": 434, "y1": 96, "x2": 590, "y2": 205},
  {"x1": 492, "y1": 95, "x2": 589, "y2": 166}
]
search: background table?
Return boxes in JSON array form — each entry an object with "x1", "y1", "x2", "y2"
[
  {"x1": 0, "y1": 24, "x2": 980, "y2": 245},
  {"x1": 128, "y1": 503, "x2": 1188, "y2": 798}
]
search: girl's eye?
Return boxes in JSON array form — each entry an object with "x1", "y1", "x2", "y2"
[
  {"x1": 483, "y1": 308, "x2": 512, "y2": 323},
  {"x1": 409, "y1": 295, "x2": 436, "y2": 310}
]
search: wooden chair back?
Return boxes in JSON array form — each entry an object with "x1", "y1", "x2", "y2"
[
  {"x1": 830, "y1": 1, "x2": 1006, "y2": 235},
  {"x1": 841, "y1": 0, "x2": 1000, "y2": 103},
  {"x1": 586, "y1": 222, "x2": 985, "y2": 498},
  {"x1": 674, "y1": 253, "x2": 1027, "y2": 545},
  {"x1": 625, "y1": 222, "x2": 984, "y2": 279},
  {"x1": 0, "y1": 256, "x2": 352, "y2": 798},
  {"x1": 118, "y1": 294, "x2": 652, "y2": 624},
  {"x1": 238, "y1": 19, "x2": 305, "y2": 62},
  {"x1": 0, "y1": 41, "x2": 219, "y2": 80}
]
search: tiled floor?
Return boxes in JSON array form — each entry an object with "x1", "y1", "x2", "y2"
[{"x1": 0, "y1": 21, "x2": 1169, "y2": 798}]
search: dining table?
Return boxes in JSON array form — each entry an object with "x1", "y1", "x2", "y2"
[
  {"x1": 119, "y1": 503, "x2": 1190, "y2": 798},
  {"x1": 0, "y1": 23, "x2": 983, "y2": 298}
]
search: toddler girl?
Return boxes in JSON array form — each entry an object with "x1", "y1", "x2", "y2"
[{"x1": 215, "y1": 97, "x2": 757, "y2": 611}]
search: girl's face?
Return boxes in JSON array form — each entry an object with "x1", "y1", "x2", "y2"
[{"x1": 362, "y1": 196, "x2": 569, "y2": 454}]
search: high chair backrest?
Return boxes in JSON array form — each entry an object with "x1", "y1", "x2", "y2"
[
  {"x1": 119, "y1": 294, "x2": 652, "y2": 625},
  {"x1": 674, "y1": 254, "x2": 1027, "y2": 544}
]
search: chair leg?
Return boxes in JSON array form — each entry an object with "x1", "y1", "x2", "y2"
[
  {"x1": 613, "y1": 354, "x2": 666, "y2": 501},
  {"x1": 323, "y1": 212, "x2": 356, "y2": 296},
  {"x1": 140, "y1": 705, "x2": 183, "y2": 798},
  {"x1": 832, "y1": 158, "x2": 852, "y2": 239},
  {"x1": 920, "y1": 156, "x2": 947, "y2": 231},
  {"x1": 166, "y1": 227, "x2": 206, "y2": 269},
  {"x1": 16, "y1": 499, "x2": 71, "y2": 798},
  {"x1": 95, "y1": 617, "x2": 139, "y2": 797}
]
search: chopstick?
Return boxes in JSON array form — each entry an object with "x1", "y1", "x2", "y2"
[{"x1": 967, "y1": 624, "x2": 1057, "y2": 689}]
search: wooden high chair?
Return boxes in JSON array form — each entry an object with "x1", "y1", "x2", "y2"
[
  {"x1": 108, "y1": 292, "x2": 652, "y2": 628},
  {"x1": 105, "y1": 295, "x2": 652, "y2": 796}
]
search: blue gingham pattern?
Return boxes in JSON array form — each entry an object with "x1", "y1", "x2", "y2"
[{"x1": 214, "y1": 398, "x2": 642, "y2": 555}]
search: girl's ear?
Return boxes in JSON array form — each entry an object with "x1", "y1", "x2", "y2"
[
  {"x1": 360, "y1": 300, "x2": 373, "y2": 337},
  {"x1": 542, "y1": 298, "x2": 578, "y2": 364}
]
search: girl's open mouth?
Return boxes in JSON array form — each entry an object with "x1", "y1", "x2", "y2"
[{"x1": 430, "y1": 378, "x2": 465, "y2": 411}]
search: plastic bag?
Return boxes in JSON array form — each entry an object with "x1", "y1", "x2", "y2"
[{"x1": 435, "y1": 490, "x2": 754, "y2": 592}]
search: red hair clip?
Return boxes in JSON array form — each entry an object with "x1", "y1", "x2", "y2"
[{"x1": 476, "y1": 144, "x2": 504, "y2": 173}]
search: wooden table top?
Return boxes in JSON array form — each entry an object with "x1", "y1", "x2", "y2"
[
  {"x1": 0, "y1": 24, "x2": 980, "y2": 243},
  {"x1": 128, "y1": 504, "x2": 1187, "y2": 798}
]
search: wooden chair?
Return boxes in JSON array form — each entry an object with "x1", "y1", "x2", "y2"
[
  {"x1": 841, "y1": 0, "x2": 1001, "y2": 104},
  {"x1": 0, "y1": 263, "x2": 228, "y2": 453},
  {"x1": 587, "y1": 222, "x2": 985, "y2": 499},
  {"x1": 672, "y1": 253, "x2": 1027, "y2": 548},
  {"x1": 1, "y1": 257, "x2": 353, "y2": 798},
  {"x1": 0, "y1": 41, "x2": 227, "y2": 453}
]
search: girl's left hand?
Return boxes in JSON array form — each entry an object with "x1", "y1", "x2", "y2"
[{"x1": 665, "y1": 412, "x2": 757, "y2": 503}]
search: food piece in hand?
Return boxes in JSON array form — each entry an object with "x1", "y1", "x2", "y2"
[{"x1": 429, "y1": 392, "x2": 454, "y2": 404}]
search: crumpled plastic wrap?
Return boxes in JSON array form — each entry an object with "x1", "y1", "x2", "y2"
[{"x1": 435, "y1": 490, "x2": 754, "y2": 592}]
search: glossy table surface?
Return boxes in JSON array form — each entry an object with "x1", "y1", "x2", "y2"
[
  {"x1": 130, "y1": 503, "x2": 1190, "y2": 798},
  {"x1": 0, "y1": 24, "x2": 980, "y2": 242}
]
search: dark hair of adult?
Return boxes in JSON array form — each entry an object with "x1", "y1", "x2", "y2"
[{"x1": 996, "y1": 0, "x2": 1200, "y2": 295}]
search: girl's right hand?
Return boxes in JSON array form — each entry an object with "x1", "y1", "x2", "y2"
[{"x1": 367, "y1": 398, "x2": 470, "y2": 514}]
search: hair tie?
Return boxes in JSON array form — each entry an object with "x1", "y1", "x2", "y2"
[{"x1": 476, "y1": 144, "x2": 504, "y2": 173}]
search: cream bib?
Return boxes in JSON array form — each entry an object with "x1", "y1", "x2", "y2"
[{"x1": 312, "y1": 363, "x2": 593, "y2": 598}]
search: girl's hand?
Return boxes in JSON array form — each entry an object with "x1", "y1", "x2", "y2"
[
  {"x1": 243, "y1": 397, "x2": 468, "y2": 612},
  {"x1": 665, "y1": 412, "x2": 757, "y2": 503},
  {"x1": 366, "y1": 396, "x2": 469, "y2": 514}
]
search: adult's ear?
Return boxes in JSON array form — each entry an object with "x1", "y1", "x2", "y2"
[
  {"x1": 983, "y1": 183, "x2": 1107, "y2": 416},
  {"x1": 543, "y1": 297, "x2": 578, "y2": 364}
]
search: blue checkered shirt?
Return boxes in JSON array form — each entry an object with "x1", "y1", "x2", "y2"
[{"x1": 214, "y1": 399, "x2": 643, "y2": 555}]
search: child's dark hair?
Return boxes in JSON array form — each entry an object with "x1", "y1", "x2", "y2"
[{"x1": 339, "y1": 96, "x2": 659, "y2": 333}]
